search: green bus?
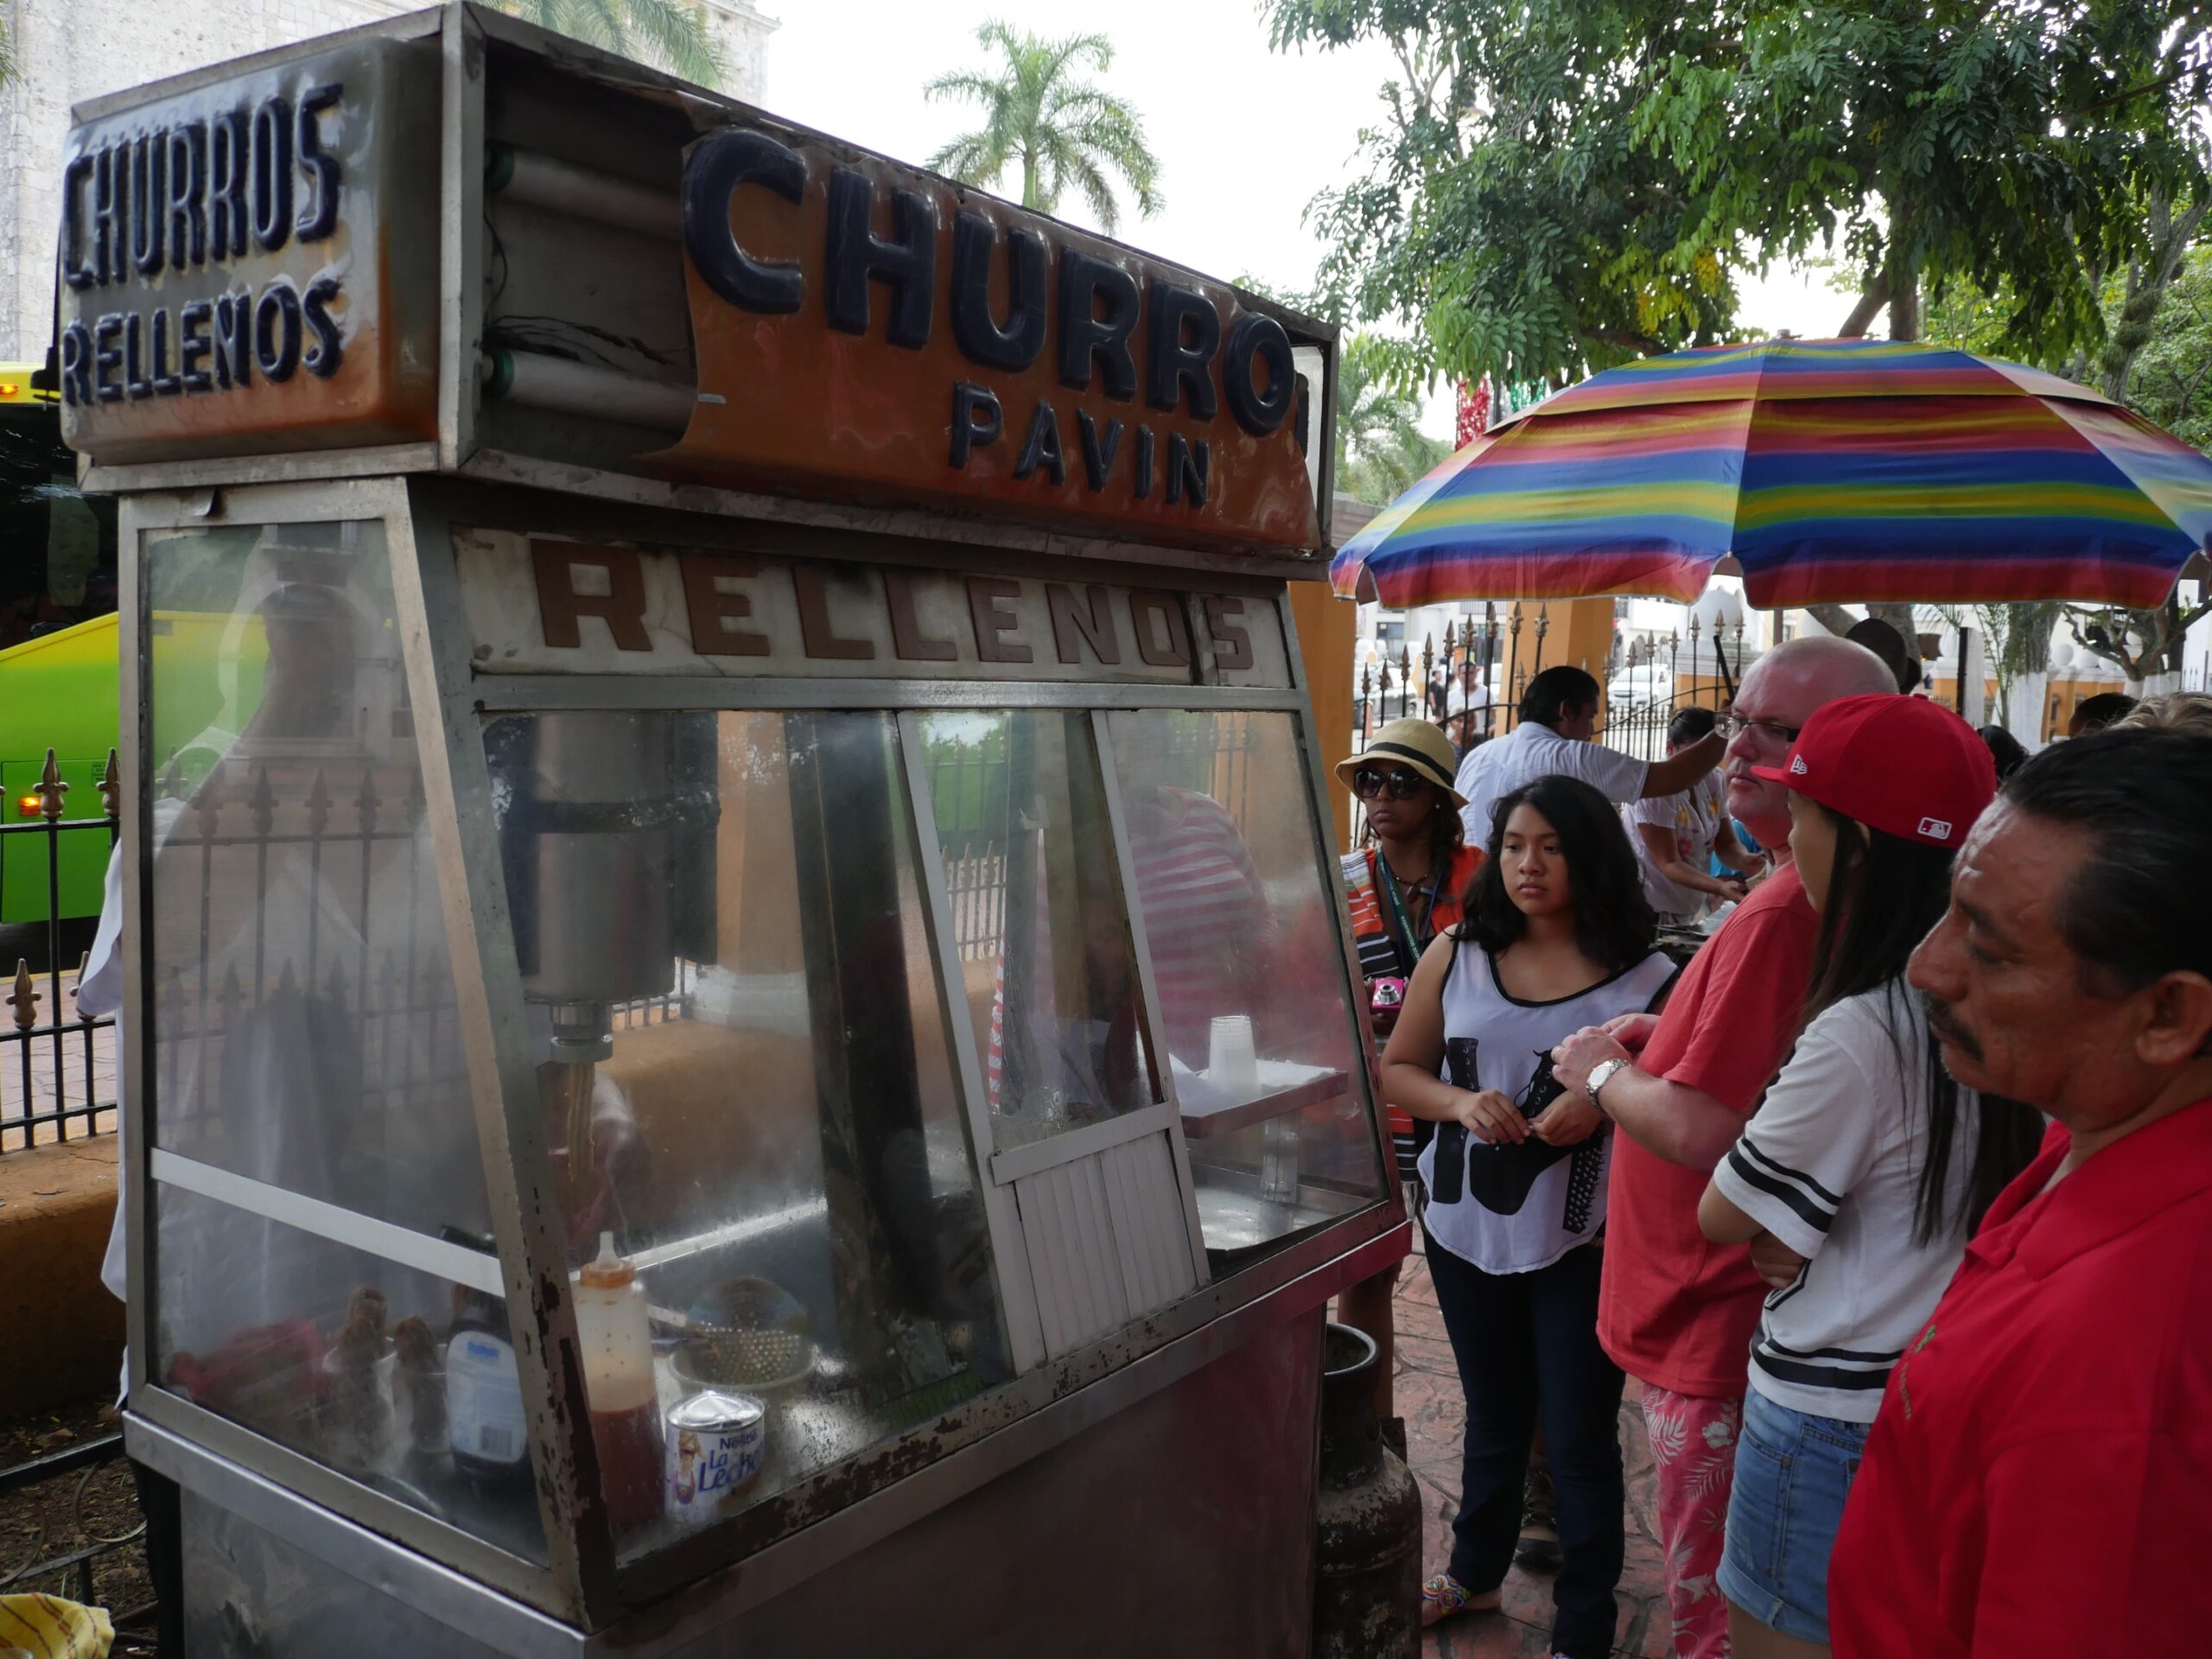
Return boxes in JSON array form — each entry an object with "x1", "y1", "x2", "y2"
[{"x1": 1, "y1": 365, "x2": 118, "y2": 922}]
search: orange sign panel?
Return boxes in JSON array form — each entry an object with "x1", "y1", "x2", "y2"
[
  {"x1": 658, "y1": 130, "x2": 1325, "y2": 554},
  {"x1": 55, "y1": 39, "x2": 442, "y2": 465}
]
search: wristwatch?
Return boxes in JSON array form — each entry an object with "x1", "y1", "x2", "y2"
[{"x1": 1585, "y1": 1057, "x2": 1629, "y2": 1116}]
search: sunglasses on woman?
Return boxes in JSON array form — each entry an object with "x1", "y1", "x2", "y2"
[{"x1": 1351, "y1": 766, "x2": 1429, "y2": 801}]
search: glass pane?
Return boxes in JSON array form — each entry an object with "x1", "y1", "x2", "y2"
[
  {"x1": 1104, "y1": 711, "x2": 1386, "y2": 1268},
  {"x1": 144, "y1": 520, "x2": 491, "y2": 1242},
  {"x1": 153, "y1": 1183, "x2": 546, "y2": 1560},
  {"x1": 918, "y1": 710, "x2": 1156, "y2": 1153},
  {"x1": 485, "y1": 710, "x2": 1005, "y2": 1560}
]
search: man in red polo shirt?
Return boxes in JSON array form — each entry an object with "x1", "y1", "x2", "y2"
[
  {"x1": 1829, "y1": 728, "x2": 2212, "y2": 1656},
  {"x1": 1551, "y1": 634, "x2": 1896, "y2": 1658}
]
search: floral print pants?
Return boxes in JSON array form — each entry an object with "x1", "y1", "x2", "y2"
[{"x1": 1639, "y1": 1383, "x2": 1744, "y2": 1659}]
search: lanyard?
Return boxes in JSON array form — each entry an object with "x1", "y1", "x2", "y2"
[{"x1": 1374, "y1": 854, "x2": 1439, "y2": 976}]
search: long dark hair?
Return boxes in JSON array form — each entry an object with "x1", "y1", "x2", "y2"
[
  {"x1": 1458, "y1": 775, "x2": 1656, "y2": 974},
  {"x1": 1801, "y1": 801, "x2": 2040, "y2": 1243}
]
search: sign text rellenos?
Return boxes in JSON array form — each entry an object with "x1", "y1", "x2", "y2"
[{"x1": 55, "y1": 39, "x2": 442, "y2": 465}]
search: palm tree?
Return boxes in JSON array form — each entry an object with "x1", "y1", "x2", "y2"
[
  {"x1": 1335, "y1": 340, "x2": 1447, "y2": 505},
  {"x1": 489, "y1": 0, "x2": 721, "y2": 88},
  {"x1": 925, "y1": 22, "x2": 1162, "y2": 232}
]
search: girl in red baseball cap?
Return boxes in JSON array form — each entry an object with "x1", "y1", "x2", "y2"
[{"x1": 1691, "y1": 695, "x2": 2044, "y2": 1657}]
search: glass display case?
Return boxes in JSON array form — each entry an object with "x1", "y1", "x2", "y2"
[
  {"x1": 114, "y1": 480, "x2": 1400, "y2": 1640},
  {"x1": 79, "y1": 10, "x2": 1407, "y2": 1652}
]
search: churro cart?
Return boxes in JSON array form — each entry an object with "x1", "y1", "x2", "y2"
[{"x1": 61, "y1": 6, "x2": 1405, "y2": 1651}]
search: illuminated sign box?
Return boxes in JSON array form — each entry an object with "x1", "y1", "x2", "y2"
[
  {"x1": 55, "y1": 38, "x2": 442, "y2": 464},
  {"x1": 55, "y1": 11, "x2": 1335, "y2": 562},
  {"x1": 659, "y1": 133, "x2": 1323, "y2": 554}
]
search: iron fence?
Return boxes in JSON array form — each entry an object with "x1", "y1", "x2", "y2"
[
  {"x1": 1593, "y1": 618, "x2": 1751, "y2": 763},
  {"x1": 143, "y1": 746, "x2": 481, "y2": 1178},
  {"x1": 1, "y1": 749, "x2": 119, "y2": 1155},
  {"x1": 1346, "y1": 607, "x2": 1751, "y2": 842},
  {"x1": 922, "y1": 715, "x2": 1262, "y2": 959},
  {"x1": 0, "y1": 1431, "x2": 146, "y2": 1618}
]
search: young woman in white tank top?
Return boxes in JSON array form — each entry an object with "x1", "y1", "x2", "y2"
[{"x1": 1382, "y1": 775, "x2": 1676, "y2": 1659}]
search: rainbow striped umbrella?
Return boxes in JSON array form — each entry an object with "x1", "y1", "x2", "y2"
[{"x1": 1332, "y1": 338, "x2": 2212, "y2": 610}]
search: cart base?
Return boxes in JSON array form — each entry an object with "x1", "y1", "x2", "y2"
[{"x1": 165, "y1": 1301, "x2": 1332, "y2": 1657}]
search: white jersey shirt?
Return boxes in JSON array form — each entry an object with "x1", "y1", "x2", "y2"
[{"x1": 1711, "y1": 985, "x2": 1987, "y2": 1423}]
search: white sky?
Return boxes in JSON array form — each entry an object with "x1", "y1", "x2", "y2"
[{"x1": 757, "y1": 3, "x2": 1847, "y2": 438}]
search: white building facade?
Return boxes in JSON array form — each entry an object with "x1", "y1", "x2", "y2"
[{"x1": 0, "y1": 0, "x2": 776, "y2": 360}]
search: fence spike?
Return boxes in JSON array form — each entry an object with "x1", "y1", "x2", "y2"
[
  {"x1": 305, "y1": 769, "x2": 334, "y2": 838},
  {"x1": 99, "y1": 748, "x2": 121, "y2": 819},
  {"x1": 5, "y1": 955, "x2": 41, "y2": 1035},
  {"x1": 326, "y1": 957, "x2": 348, "y2": 1005},
  {"x1": 34, "y1": 748, "x2": 68, "y2": 821},
  {"x1": 356, "y1": 766, "x2": 379, "y2": 836},
  {"x1": 250, "y1": 764, "x2": 276, "y2": 839},
  {"x1": 218, "y1": 962, "x2": 245, "y2": 1022},
  {"x1": 9, "y1": 960, "x2": 38, "y2": 1030},
  {"x1": 193, "y1": 763, "x2": 222, "y2": 836}
]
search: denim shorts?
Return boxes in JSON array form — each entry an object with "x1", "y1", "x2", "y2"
[{"x1": 1715, "y1": 1388, "x2": 1870, "y2": 1643}]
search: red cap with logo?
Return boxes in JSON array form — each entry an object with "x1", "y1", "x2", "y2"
[{"x1": 1748, "y1": 693, "x2": 1996, "y2": 848}]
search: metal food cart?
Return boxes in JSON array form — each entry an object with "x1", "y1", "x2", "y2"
[{"x1": 60, "y1": 5, "x2": 1407, "y2": 1653}]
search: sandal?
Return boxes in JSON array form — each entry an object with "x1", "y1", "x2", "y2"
[{"x1": 1419, "y1": 1572, "x2": 1499, "y2": 1628}]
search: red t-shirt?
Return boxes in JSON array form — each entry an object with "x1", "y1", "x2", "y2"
[
  {"x1": 1598, "y1": 861, "x2": 1819, "y2": 1397},
  {"x1": 1830, "y1": 1096, "x2": 2212, "y2": 1658}
]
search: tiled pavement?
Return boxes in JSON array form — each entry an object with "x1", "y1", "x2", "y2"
[{"x1": 1379, "y1": 1239, "x2": 1675, "y2": 1659}]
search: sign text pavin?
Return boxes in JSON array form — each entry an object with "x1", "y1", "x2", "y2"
[{"x1": 658, "y1": 130, "x2": 1325, "y2": 555}]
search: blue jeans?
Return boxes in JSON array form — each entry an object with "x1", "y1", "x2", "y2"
[
  {"x1": 1717, "y1": 1387, "x2": 1871, "y2": 1643},
  {"x1": 1424, "y1": 1233, "x2": 1624, "y2": 1659}
]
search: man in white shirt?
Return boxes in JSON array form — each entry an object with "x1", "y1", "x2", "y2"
[{"x1": 1458, "y1": 665, "x2": 1726, "y2": 847}]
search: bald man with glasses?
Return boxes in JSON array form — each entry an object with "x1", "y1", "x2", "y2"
[{"x1": 1548, "y1": 633, "x2": 1898, "y2": 1659}]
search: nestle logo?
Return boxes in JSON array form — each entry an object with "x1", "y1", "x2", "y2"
[
  {"x1": 1917, "y1": 817, "x2": 1952, "y2": 840},
  {"x1": 1789, "y1": 756, "x2": 1808, "y2": 775}
]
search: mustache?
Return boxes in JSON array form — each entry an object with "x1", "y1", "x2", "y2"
[{"x1": 1921, "y1": 990, "x2": 1983, "y2": 1062}]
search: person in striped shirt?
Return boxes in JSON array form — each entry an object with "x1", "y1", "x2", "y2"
[
  {"x1": 1332, "y1": 720, "x2": 1483, "y2": 1456},
  {"x1": 1120, "y1": 783, "x2": 1281, "y2": 1065}
]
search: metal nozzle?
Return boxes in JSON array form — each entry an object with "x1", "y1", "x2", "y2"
[{"x1": 547, "y1": 1000, "x2": 613, "y2": 1066}]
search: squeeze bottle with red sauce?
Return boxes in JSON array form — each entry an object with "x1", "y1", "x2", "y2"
[{"x1": 575, "y1": 1231, "x2": 664, "y2": 1535}]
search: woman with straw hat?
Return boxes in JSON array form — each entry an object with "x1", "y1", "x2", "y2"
[{"x1": 1334, "y1": 717, "x2": 1485, "y2": 1452}]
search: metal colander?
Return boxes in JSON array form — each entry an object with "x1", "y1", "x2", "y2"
[{"x1": 691, "y1": 1325, "x2": 810, "y2": 1388}]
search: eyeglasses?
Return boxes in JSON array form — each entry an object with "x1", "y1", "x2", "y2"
[
  {"x1": 1715, "y1": 712, "x2": 1802, "y2": 746},
  {"x1": 1351, "y1": 766, "x2": 1430, "y2": 801}
]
